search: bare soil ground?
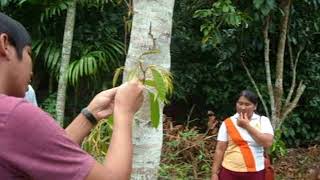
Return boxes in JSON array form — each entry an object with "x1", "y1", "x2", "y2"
[{"x1": 274, "y1": 145, "x2": 320, "y2": 180}]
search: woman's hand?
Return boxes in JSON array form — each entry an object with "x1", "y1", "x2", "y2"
[{"x1": 237, "y1": 112, "x2": 250, "y2": 129}]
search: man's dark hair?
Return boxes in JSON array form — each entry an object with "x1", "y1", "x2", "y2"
[
  {"x1": 238, "y1": 90, "x2": 258, "y2": 105},
  {"x1": 0, "y1": 12, "x2": 31, "y2": 59}
]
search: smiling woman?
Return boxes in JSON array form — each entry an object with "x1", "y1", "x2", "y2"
[
  {"x1": 210, "y1": 90, "x2": 274, "y2": 180},
  {"x1": 236, "y1": 90, "x2": 258, "y2": 118}
]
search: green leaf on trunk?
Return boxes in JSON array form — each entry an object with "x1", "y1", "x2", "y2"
[
  {"x1": 113, "y1": 67, "x2": 124, "y2": 87},
  {"x1": 149, "y1": 92, "x2": 160, "y2": 128},
  {"x1": 151, "y1": 68, "x2": 166, "y2": 101},
  {"x1": 140, "y1": 49, "x2": 160, "y2": 57},
  {"x1": 145, "y1": 80, "x2": 156, "y2": 87}
]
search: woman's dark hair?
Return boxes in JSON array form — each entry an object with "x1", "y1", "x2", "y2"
[
  {"x1": 0, "y1": 12, "x2": 31, "y2": 59},
  {"x1": 238, "y1": 90, "x2": 258, "y2": 105}
]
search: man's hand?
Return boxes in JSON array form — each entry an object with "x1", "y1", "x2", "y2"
[
  {"x1": 114, "y1": 79, "x2": 144, "y2": 116},
  {"x1": 85, "y1": 80, "x2": 144, "y2": 180},
  {"x1": 237, "y1": 112, "x2": 250, "y2": 129},
  {"x1": 87, "y1": 87, "x2": 118, "y2": 121}
]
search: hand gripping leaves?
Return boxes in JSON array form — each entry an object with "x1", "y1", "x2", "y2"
[
  {"x1": 113, "y1": 49, "x2": 173, "y2": 128},
  {"x1": 82, "y1": 50, "x2": 173, "y2": 159}
]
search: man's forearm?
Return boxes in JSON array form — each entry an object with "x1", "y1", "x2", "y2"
[
  {"x1": 103, "y1": 109, "x2": 133, "y2": 179},
  {"x1": 245, "y1": 125, "x2": 273, "y2": 148},
  {"x1": 65, "y1": 114, "x2": 94, "y2": 145}
]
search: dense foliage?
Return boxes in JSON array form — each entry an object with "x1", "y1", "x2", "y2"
[{"x1": 169, "y1": 0, "x2": 320, "y2": 147}]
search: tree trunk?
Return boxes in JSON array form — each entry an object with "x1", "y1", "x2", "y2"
[
  {"x1": 245, "y1": 0, "x2": 305, "y2": 130},
  {"x1": 56, "y1": 0, "x2": 77, "y2": 126},
  {"x1": 123, "y1": 0, "x2": 175, "y2": 179},
  {"x1": 273, "y1": 0, "x2": 291, "y2": 127},
  {"x1": 262, "y1": 0, "x2": 305, "y2": 129},
  {"x1": 262, "y1": 16, "x2": 277, "y2": 128}
]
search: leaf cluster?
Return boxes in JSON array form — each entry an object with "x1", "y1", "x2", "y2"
[{"x1": 113, "y1": 50, "x2": 173, "y2": 128}]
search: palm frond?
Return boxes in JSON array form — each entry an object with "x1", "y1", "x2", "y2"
[
  {"x1": 32, "y1": 39, "x2": 62, "y2": 77},
  {"x1": 66, "y1": 48, "x2": 123, "y2": 86},
  {"x1": 40, "y1": 0, "x2": 72, "y2": 22}
]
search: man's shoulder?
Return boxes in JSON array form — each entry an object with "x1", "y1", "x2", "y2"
[
  {"x1": 0, "y1": 95, "x2": 52, "y2": 129},
  {"x1": 0, "y1": 95, "x2": 25, "y2": 114},
  {"x1": 2, "y1": 95, "x2": 63, "y2": 143}
]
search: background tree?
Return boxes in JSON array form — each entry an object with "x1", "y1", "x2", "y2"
[
  {"x1": 56, "y1": 0, "x2": 77, "y2": 126},
  {"x1": 194, "y1": 0, "x2": 315, "y2": 131},
  {"x1": 246, "y1": 0, "x2": 306, "y2": 130}
]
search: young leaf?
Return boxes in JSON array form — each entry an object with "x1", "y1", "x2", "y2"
[
  {"x1": 158, "y1": 68, "x2": 173, "y2": 97},
  {"x1": 127, "y1": 67, "x2": 138, "y2": 81},
  {"x1": 149, "y1": 92, "x2": 160, "y2": 128},
  {"x1": 113, "y1": 67, "x2": 124, "y2": 87},
  {"x1": 140, "y1": 49, "x2": 160, "y2": 57},
  {"x1": 145, "y1": 79, "x2": 156, "y2": 87},
  {"x1": 151, "y1": 68, "x2": 166, "y2": 101}
]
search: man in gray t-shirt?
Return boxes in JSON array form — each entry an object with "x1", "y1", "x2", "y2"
[
  {"x1": 24, "y1": 84, "x2": 38, "y2": 106},
  {"x1": 0, "y1": 12, "x2": 144, "y2": 180}
]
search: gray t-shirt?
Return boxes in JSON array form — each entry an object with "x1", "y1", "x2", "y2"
[
  {"x1": 0, "y1": 95, "x2": 94, "y2": 180},
  {"x1": 24, "y1": 85, "x2": 38, "y2": 106}
]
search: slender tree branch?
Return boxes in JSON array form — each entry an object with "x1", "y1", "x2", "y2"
[
  {"x1": 285, "y1": 41, "x2": 304, "y2": 107},
  {"x1": 124, "y1": 0, "x2": 130, "y2": 7},
  {"x1": 279, "y1": 81, "x2": 306, "y2": 129},
  {"x1": 240, "y1": 58, "x2": 270, "y2": 118},
  {"x1": 123, "y1": 0, "x2": 133, "y2": 55},
  {"x1": 263, "y1": 15, "x2": 275, "y2": 124}
]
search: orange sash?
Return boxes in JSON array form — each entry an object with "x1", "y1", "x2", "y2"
[{"x1": 225, "y1": 118, "x2": 256, "y2": 172}]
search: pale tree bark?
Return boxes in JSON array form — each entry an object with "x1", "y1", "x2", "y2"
[
  {"x1": 273, "y1": 0, "x2": 291, "y2": 127},
  {"x1": 262, "y1": 16, "x2": 277, "y2": 128},
  {"x1": 285, "y1": 41, "x2": 302, "y2": 107},
  {"x1": 272, "y1": 0, "x2": 305, "y2": 129},
  {"x1": 122, "y1": 0, "x2": 175, "y2": 179},
  {"x1": 241, "y1": 0, "x2": 306, "y2": 130},
  {"x1": 56, "y1": 0, "x2": 77, "y2": 126}
]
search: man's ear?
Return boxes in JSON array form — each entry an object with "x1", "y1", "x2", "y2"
[{"x1": 0, "y1": 33, "x2": 11, "y2": 58}]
